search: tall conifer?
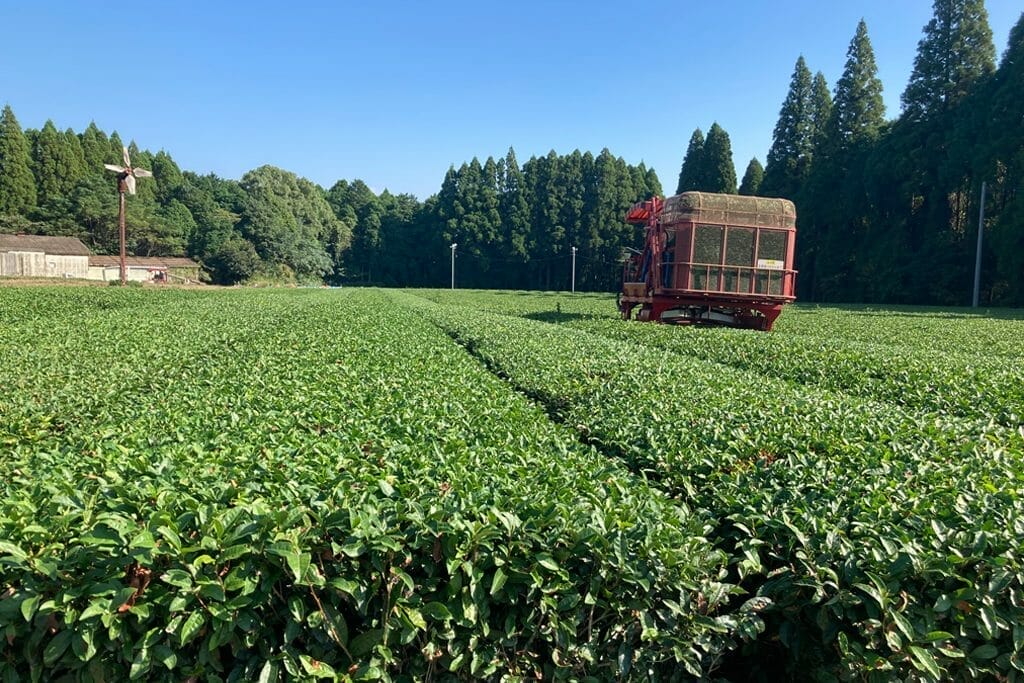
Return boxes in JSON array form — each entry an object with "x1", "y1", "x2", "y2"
[
  {"x1": 762, "y1": 56, "x2": 815, "y2": 198},
  {"x1": 0, "y1": 105, "x2": 36, "y2": 214},
  {"x1": 698, "y1": 123, "x2": 737, "y2": 194},
  {"x1": 64, "y1": 129, "x2": 86, "y2": 182},
  {"x1": 739, "y1": 158, "x2": 764, "y2": 195},
  {"x1": 499, "y1": 147, "x2": 530, "y2": 260},
  {"x1": 810, "y1": 72, "x2": 833, "y2": 154},
  {"x1": 675, "y1": 128, "x2": 704, "y2": 193},
  {"x1": 32, "y1": 120, "x2": 83, "y2": 205},
  {"x1": 828, "y1": 20, "x2": 885, "y2": 152},
  {"x1": 80, "y1": 122, "x2": 108, "y2": 172},
  {"x1": 901, "y1": 0, "x2": 996, "y2": 121},
  {"x1": 987, "y1": 13, "x2": 1024, "y2": 302},
  {"x1": 806, "y1": 20, "x2": 886, "y2": 302}
]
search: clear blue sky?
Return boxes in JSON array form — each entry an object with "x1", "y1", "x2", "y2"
[{"x1": 2, "y1": 1, "x2": 1020, "y2": 199}]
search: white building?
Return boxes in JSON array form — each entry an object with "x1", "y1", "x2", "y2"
[
  {"x1": 87, "y1": 255, "x2": 202, "y2": 283},
  {"x1": 0, "y1": 234, "x2": 92, "y2": 278},
  {"x1": 0, "y1": 234, "x2": 202, "y2": 283}
]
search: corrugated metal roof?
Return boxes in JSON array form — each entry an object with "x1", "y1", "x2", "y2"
[
  {"x1": 0, "y1": 234, "x2": 93, "y2": 256},
  {"x1": 89, "y1": 255, "x2": 200, "y2": 268}
]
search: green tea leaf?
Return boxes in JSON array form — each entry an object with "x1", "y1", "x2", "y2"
[
  {"x1": 536, "y1": 553, "x2": 559, "y2": 572},
  {"x1": 43, "y1": 631, "x2": 73, "y2": 666},
  {"x1": 908, "y1": 645, "x2": 941, "y2": 678},
  {"x1": 179, "y1": 611, "x2": 205, "y2": 646},
  {"x1": 422, "y1": 602, "x2": 452, "y2": 621},
  {"x1": 490, "y1": 567, "x2": 508, "y2": 596}
]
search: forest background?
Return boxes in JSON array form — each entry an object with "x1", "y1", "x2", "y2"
[{"x1": 0, "y1": 1, "x2": 1021, "y2": 304}]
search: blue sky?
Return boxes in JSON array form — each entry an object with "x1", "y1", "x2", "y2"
[{"x1": 2, "y1": 1, "x2": 1020, "y2": 199}]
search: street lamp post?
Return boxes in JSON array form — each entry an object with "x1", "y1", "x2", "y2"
[
  {"x1": 972, "y1": 182, "x2": 986, "y2": 308},
  {"x1": 570, "y1": 246, "x2": 577, "y2": 293},
  {"x1": 450, "y1": 243, "x2": 458, "y2": 289}
]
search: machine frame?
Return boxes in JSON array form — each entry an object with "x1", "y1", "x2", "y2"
[{"x1": 619, "y1": 192, "x2": 797, "y2": 331}]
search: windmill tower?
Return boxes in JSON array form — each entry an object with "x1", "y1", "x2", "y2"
[{"x1": 104, "y1": 146, "x2": 153, "y2": 285}]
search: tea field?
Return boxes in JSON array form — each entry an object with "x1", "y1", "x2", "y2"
[{"x1": 0, "y1": 287, "x2": 1022, "y2": 681}]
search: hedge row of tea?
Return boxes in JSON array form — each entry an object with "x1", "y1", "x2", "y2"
[
  {"x1": 3, "y1": 286, "x2": 1022, "y2": 680},
  {"x1": 401, "y1": 290, "x2": 1024, "y2": 680},
  {"x1": 418, "y1": 289, "x2": 1024, "y2": 426},
  {"x1": 0, "y1": 288, "x2": 756, "y2": 680}
]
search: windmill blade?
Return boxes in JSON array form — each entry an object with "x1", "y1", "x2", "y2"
[
  {"x1": 104, "y1": 163, "x2": 126, "y2": 173},
  {"x1": 132, "y1": 168, "x2": 153, "y2": 178},
  {"x1": 125, "y1": 174, "x2": 137, "y2": 195},
  {"x1": 122, "y1": 146, "x2": 132, "y2": 168}
]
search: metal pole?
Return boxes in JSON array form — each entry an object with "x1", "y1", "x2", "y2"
[
  {"x1": 450, "y1": 243, "x2": 457, "y2": 289},
  {"x1": 972, "y1": 181, "x2": 986, "y2": 308},
  {"x1": 118, "y1": 186, "x2": 127, "y2": 286},
  {"x1": 570, "y1": 246, "x2": 577, "y2": 293}
]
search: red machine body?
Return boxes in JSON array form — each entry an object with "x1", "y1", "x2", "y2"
[{"x1": 619, "y1": 191, "x2": 797, "y2": 331}]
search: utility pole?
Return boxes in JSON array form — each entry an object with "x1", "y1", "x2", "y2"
[
  {"x1": 973, "y1": 182, "x2": 986, "y2": 308},
  {"x1": 118, "y1": 184, "x2": 127, "y2": 285},
  {"x1": 570, "y1": 246, "x2": 577, "y2": 293},
  {"x1": 450, "y1": 243, "x2": 457, "y2": 289}
]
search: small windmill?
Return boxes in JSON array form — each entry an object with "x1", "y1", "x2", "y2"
[{"x1": 104, "y1": 146, "x2": 153, "y2": 285}]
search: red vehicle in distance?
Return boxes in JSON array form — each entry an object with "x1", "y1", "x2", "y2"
[{"x1": 619, "y1": 191, "x2": 797, "y2": 331}]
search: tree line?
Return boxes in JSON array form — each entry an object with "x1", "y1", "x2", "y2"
[
  {"x1": 0, "y1": 109, "x2": 658, "y2": 290},
  {"x1": 754, "y1": 2, "x2": 1023, "y2": 306},
  {"x1": 1, "y1": 0, "x2": 1021, "y2": 302},
  {"x1": 669, "y1": 3, "x2": 1021, "y2": 306}
]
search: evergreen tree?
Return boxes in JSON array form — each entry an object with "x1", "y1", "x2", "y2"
[
  {"x1": 324, "y1": 179, "x2": 350, "y2": 218},
  {"x1": 107, "y1": 132, "x2": 125, "y2": 165},
  {"x1": 499, "y1": 147, "x2": 530, "y2": 263},
  {"x1": 480, "y1": 155, "x2": 503, "y2": 251},
  {"x1": 375, "y1": 191, "x2": 423, "y2": 285},
  {"x1": 827, "y1": 20, "x2": 885, "y2": 152},
  {"x1": 893, "y1": 0, "x2": 996, "y2": 303},
  {"x1": 739, "y1": 158, "x2": 764, "y2": 195},
  {"x1": 0, "y1": 105, "x2": 37, "y2": 215},
  {"x1": 644, "y1": 166, "x2": 662, "y2": 198},
  {"x1": 985, "y1": 12, "x2": 1024, "y2": 303},
  {"x1": 32, "y1": 120, "x2": 85, "y2": 206},
  {"x1": 329, "y1": 179, "x2": 380, "y2": 282},
  {"x1": 126, "y1": 142, "x2": 155, "y2": 193},
  {"x1": 79, "y1": 122, "x2": 108, "y2": 173},
  {"x1": 449, "y1": 157, "x2": 504, "y2": 286},
  {"x1": 524, "y1": 151, "x2": 566, "y2": 289},
  {"x1": 558, "y1": 150, "x2": 586, "y2": 263},
  {"x1": 435, "y1": 167, "x2": 459, "y2": 243},
  {"x1": 698, "y1": 123, "x2": 737, "y2": 194},
  {"x1": 63, "y1": 128, "x2": 86, "y2": 183},
  {"x1": 134, "y1": 199, "x2": 195, "y2": 256},
  {"x1": 31, "y1": 121, "x2": 65, "y2": 206},
  {"x1": 178, "y1": 178, "x2": 241, "y2": 262},
  {"x1": 451, "y1": 159, "x2": 482, "y2": 284},
  {"x1": 65, "y1": 174, "x2": 119, "y2": 252},
  {"x1": 629, "y1": 163, "x2": 649, "y2": 202},
  {"x1": 802, "y1": 21, "x2": 886, "y2": 302},
  {"x1": 901, "y1": 0, "x2": 996, "y2": 121},
  {"x1": 810, "y1": 72, "x2": 833, "y2": 153},
  {"x1": 151, "y1": 151, "x2": 184, "y2": 203},
  {"x1": 762, "y1": 56, "x2": 815, "y2": 198},
  {"x1": 675, "y1": 128, "x2": 704, "y2": 193}
]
